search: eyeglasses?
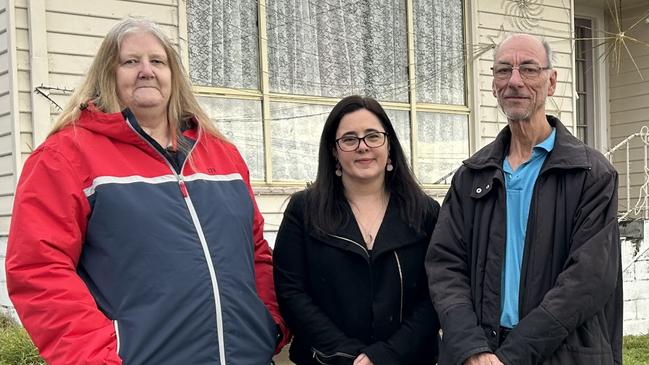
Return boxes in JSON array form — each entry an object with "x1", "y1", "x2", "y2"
[
  {"x1": 336, "y1": 131, "x2": 388, "y2": 152},
  {"x1": 491, "y1": 64, "x2": 551, "y2": 80}
]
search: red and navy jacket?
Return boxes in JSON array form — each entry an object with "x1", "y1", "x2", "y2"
[{"x1": 6, "y1": 104, "x2": 289, "y2": 365}]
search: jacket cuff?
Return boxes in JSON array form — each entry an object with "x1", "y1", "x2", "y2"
[
  {"x1": 274, "y1": 321, "x2": 291, "y2": 354},
  {"x1": 495, "y1": 305, "x2": 568, "y2": 364},
  {"x1": 362, "y1": 342, "x2": 400, "y2": 365},
  {"x1": 439, "y1": 303, "x2": 492, "y2": 365}
]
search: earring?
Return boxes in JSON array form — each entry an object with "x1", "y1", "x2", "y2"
[
  {"x1": 335, "y1": 162, "x2": 343, "y2": 177},
  {"x1": 386, "y1": 158, "x2": 394, "y2": 172}
]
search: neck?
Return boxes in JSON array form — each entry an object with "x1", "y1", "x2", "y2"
[
  {"x1": 342, "y1": 176, "x2": 386, "y2": 203},
  {"x1": 133, "y1": 108, "x2": 170, "y2": 147},
  {"x1": 507, "y1": 113, "x2": 551, "y2": 170}
]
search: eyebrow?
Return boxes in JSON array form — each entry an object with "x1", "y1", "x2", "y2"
[
  {"x1": 120, "y1": 52, "x2": 168, "y2": 59},
  {"x1": 495, "y1": 59, "x2": 540, "y2": 66},
  {"x1": 340, "y1": 128, "x2": 383, "y2": 136}
]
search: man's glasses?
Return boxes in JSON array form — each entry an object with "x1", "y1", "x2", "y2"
[
  {"x1": 336, "y1": 131, "x2": 388, "y2": 152},
  {"x1": 491, "y1": 64, "x2": 551, "y2": 80}
]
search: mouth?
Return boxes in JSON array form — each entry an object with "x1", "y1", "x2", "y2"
[
  {"x1": 503, "y1": 95, "x2": 530, "y2": 100},
  {"x1": 354, "y1": 158, "x2": 375, "y2": 165}
]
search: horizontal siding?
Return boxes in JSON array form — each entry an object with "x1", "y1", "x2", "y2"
[
  {"x1": 0, "y1": 0, "x2": 11, "y2": 310},
  {"x1": 45, "y1": 12, "x2": 177, "y2": 41},
  {"x1": 46, "y1": 0, "x2": 178, "y2": 26},
  {"x1": 0, "y1": 173, "x2": 13, "y2": 197}
]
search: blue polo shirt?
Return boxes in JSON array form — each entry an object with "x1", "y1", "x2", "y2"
[{"x1": 500, "y1": 128, "x2": 556, "y2": 328}]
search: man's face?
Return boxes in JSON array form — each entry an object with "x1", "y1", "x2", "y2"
[{"x1": 492, "y1": 35, "x2": 557, "y2": 122}]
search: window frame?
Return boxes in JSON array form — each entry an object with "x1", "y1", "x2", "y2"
[{"x1": 180, "y1": 0, "x2": 471, "y2": 187}]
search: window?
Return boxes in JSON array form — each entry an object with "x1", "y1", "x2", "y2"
[
  {"x1": 575, "y1": 17, "x2": 595, "y2": 146},
  {"x1": 187, "y1": 0, "x2": 468, "y2": 185}
]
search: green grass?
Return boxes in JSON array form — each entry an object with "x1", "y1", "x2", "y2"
[
  {"x1": 624, "y1": 335, "x2": 649, "y2": 365},
  {"x1": 0, "y1": 313, "x2": 45, "y2": 365},
  {"x1": 1, "y1": 311, "x2": 648, "y2": 364}
]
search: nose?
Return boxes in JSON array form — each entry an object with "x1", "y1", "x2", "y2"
[
  {"x1": 507, "y1": 67, "x2": 525, "y2": 87},
  {"x1": 138, "y1": 60, "x2": 155, "y2": 79}
]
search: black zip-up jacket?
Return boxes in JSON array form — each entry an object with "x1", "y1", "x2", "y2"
[
  {"x1": 274, "y1": 190, "x2": 440, "y2": 365},
  {"x1": 426, "y1": 116, "x2": 622, "y2": 365}
]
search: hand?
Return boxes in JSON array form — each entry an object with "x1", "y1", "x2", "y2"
[
  {"x1": 353, "y1": 353, "x2": 374, "y2": 365},
  {"x1": 464, "y1": 353, "x2": 504, "y2": 365}
]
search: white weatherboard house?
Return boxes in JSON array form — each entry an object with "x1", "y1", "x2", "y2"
[{"x1": 0, "y1": 0, "x2": 648, "y2": 337}]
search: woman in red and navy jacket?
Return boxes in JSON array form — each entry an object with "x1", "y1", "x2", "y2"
[{"x1": 5, "y1": 18, "x2": 288, "y2": 365}]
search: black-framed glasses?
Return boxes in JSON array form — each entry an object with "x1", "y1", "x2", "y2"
[
  {"x1": 491, "y1": 64, "x2": 551, "y2": 80},
  {"x1": 336, "y1": 131, "x2": 388, "y2": 152}
]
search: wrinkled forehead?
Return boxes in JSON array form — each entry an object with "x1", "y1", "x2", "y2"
[{"x1": 494, "y1": 35, "x2": 546, "y2": 64}]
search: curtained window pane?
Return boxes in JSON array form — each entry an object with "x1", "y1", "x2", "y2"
[
  {"x1": 270, "y1": 103, "x2": 330, "y2": 181},
  {"x1": 416, "y1": 112, "x2": 468, "y2": 184},
  {"x1": 197, "y1": 96, "x2": 265, "y2": 180},
  {"x1": 188, "y1": 0, "x2": 259, "y2": 89},
  {"x1": 414, "y1": 0, "x2": 465, "y2": 105},
  {"x1": 266, "y1": 0, "x2": 408, "y2": 102},
  {"x1": 384, "y1": 110, "x2": 411, "y2": 167}
]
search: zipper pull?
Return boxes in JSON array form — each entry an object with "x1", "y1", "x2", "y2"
[{"x1": 179, "y1": 178, "x2": 189, "y2": 198}]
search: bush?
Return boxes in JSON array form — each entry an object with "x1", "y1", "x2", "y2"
[{"x1": 0, "y1": 313, "x2": 45, "y2": 365}]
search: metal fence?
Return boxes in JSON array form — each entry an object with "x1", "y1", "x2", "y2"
[{"x1": 605, "y1": 125, "x2": 649, "y2": 222}]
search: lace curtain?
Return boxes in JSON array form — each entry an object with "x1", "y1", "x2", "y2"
[{"x1": 188, "y1": 0, "x2": 466, "y2": 182}]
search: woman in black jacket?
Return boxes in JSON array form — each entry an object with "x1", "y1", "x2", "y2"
[{"x1": 273, "y1": 95, "x2": 440, "y2": 365}]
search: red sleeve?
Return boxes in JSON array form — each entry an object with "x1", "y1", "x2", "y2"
[
  {"x1": 5, "y1": 146, "x2": 121, "y2": 365},
  {"x1": 239, "y1": 162, "x2": 290, "y2": 353}
]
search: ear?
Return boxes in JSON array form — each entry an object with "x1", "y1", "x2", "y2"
[
  {"x1": 492, "y1": 79, "x2": 497, "y2": 98},
  {"x1": 547, "y1": 69, "x2": 558, "y2": 96}
]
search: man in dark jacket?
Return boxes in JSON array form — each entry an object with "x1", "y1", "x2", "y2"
[{"x1": 425, "y1": 33, "x2": 622, "y2": 365}]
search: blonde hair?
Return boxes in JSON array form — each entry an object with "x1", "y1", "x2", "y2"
[{"x1": 50, "y1": 17, "x2": 223, "y2": 144}]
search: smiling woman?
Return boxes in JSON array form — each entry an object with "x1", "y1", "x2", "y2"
[
  {"x1": 5, "y1": 17, "x2": 289, "y2": 365},
  {"x1": 273, "y1": 95, "x2": 441, "y2": 365}
]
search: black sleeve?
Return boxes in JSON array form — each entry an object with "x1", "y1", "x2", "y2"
[{"x1": 425, "y1": 171, "x2": 493, "y2": 365}]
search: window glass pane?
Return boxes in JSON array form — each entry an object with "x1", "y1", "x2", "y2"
[
  {"x1": 188, "y1": 0, "x2": 259, "y2": 89},
  {"x1": 414, "y1": 0, "x2": 465, "y2": 105},
  {"x1": 266, "y1": 0, "x2": 408, "y2": 102},
  {"x1": 270, "y1": 103, "x2": 330, "y2": 181},
  {"x1": 197, "y1": 96, "x2": 264, "y2": 180},
  {"x1": 416, "y1": 112, "x2": 468, "y2": 184},
  {"x1": 384, "y1": 109, "x2": 411, "y2": 167}
]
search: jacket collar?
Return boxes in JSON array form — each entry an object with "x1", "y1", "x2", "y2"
[
  {"x1": 314, "y1": 195, "x2": 427, "y2": 261},
  {"x1": 463, "y1": 115, "x2": 591, "y2": 173}
]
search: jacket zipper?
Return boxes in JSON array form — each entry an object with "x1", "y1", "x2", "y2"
[
  {"x1": 393, "y1": 251, "x2": 404, "y2": 323},
  {"x1": 311, "y1": 347, "x2": 356, "y2": 364},
  {"x1": 125, "y1": 119, "x2": 227, "y2": 365},
  {"x1": 326, "y1": 233, "x2": 369, "y2": 258},
  {"x1": 113, "y1": 320, "x2": 121, "y2": 355}
]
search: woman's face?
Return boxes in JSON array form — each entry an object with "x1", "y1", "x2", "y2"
[
  {"x1": 116, "y1": 31, "x2": 172, "y2": 115},
  {"x1": 334, "y1": 108, "x2": 389, "y2": 185}
]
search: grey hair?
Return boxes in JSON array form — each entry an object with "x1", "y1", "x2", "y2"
[{"x1": 494, "y1": 33, "x2": 554, "y2": 69}]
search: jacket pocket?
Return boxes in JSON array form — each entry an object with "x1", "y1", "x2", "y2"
[
  {"x1": 547, "y1": 344, "x2": 614, "y2": 365},
  {"x1": 546, "y1": 316, "x2": 615, "y2": 365},
  {"x1": 311, "y1": 347, "x2": 356, "y2": 365}
]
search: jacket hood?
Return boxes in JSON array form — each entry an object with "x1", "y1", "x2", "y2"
[
  {"x1": 74, "y1": 103, "x2": 144, "y2": 145},
  {"x1": 463, "y1": 115, "x2": 592, "y2": 172},
  {"x1": 72, "y1": 103, "x2": 199, "y2": 162}
]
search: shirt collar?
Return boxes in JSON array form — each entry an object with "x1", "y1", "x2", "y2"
[{"x1": 534, "y1": 127, "x2": 556, "y2": 153}]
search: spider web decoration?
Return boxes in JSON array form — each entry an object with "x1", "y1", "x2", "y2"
[
  {"x1": 33, "y1": 85, "x2": 74, "y2": 111},
  {"x1": 466, "y1": 25, "x2": 507, "y2": 62},
  {"x1": 574, "y1": 0, "x2": 649, "y2": 80},
  {"x1": 503, "y1": 0, "x2": 544, "y2": 31}
]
